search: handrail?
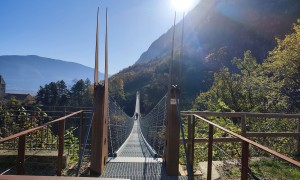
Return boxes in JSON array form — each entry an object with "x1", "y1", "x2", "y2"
[
  {"x1": 0, "y1": 110, "x2": 86, "y2": 176},
  {"x1": 182, "y1": 111, "x2": 300, "y2": 118},
  {"x1": 0, "y1": 110, "x2": 84, "y2": 143},
  {"x1": 182, "y1": 113, "x2": 300, "y2": 179},
  {"x1": 192, "y1": 114, "x2": 300, "y2": 169}
]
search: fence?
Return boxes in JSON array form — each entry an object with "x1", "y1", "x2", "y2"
[
  {"x1": 0, "y1": 109, "x2": 91, "y2": 176},
  {"x1": 181, "y1": 111, "x2": 300, "y2": 179}
]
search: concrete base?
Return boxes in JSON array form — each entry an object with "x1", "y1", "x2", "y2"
[
  {"x1": 198, "y1": 161, "x2": 223, "y2": 180},
  {"x1": 0, "y1": 150, "x2": 68, "y2": 168},
  {"x1": 178, "y1": 164, "x2": 202, "y2": 177}
]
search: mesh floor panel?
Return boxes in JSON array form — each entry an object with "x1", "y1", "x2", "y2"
[{"x1": 101, "y1": 121, "x2": 187, "y2": 180}]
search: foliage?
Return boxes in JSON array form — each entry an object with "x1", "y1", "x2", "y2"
[
  {"x1": 109, "y1": 55, "x2": 213, "y2": 115},
  {"x1": 0, "y1": 101, "x2": 57, "y2": 149},
  {"x1": 193, "y1": 50, "x2": 267, "y2": 112},
  {"x1": 69, "y1": 79, "x2": 93, "y2": 107},
  {"x1": 194, "y1": 20, "x2": 300, "y2": 113},
  {"x1": 216, "y1": 158, "x2": 300, "y2": 180},
  {"x1": 36, "y1": 80, "x2": 70, "y2": 106},
  {"x1": 249, "y1": 158, "x2": 300, "y2": 179},
  {"x1": 0, "y1": 103, "x2": 81, "y2": 165},
  {"x1": 36, "y1": 79, "x2": 93, "y2": 107},
  {"x1": 64, "y1": 129, "x2": 79, "y2": 163},
  {"x1": 109, "y1": 58, "x2": 169, "y2": 115},
  {"x1": 188, "y1": 20, "x2": 300, "y2": 168},
  {"x1": 23, "y1": 107, "x2": 57, "y2": 150},
  {"x1": 263, "y1": 19, "x2": 300, "y2": 112},
  {"x1": 109, "y1": 77, "x2": 125, "y2": 103}
]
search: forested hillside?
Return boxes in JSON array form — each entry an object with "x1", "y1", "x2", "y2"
[
  {"x1": 110, "y1": 0, "x2": 300, "y2": 115},
  {"x1": 193, "y1": 20, "x2": 300, "y2": 113}
]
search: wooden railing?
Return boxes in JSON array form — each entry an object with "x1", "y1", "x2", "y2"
[
  {"x1": 181, "y1": 111, "x2": 300, "y2": 180},
  {"x1": 0, "y1": 110, "x2": 87, "y2": 176}
]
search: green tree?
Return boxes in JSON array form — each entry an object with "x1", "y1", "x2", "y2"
[
  {"x1": 70, "y1": 79, "x2": 92, "y2": 107},
  {"x1": 36, "y1": 85, "x2": 50, "y2": 105},
  {"x1": 109, "y1": 77, "x2": 126, "y2": 102},
  {"x1": 263, "y1": 20, "x2": 300, "y2": 112},
  {"x1": 48, "y1": 82, "x2": 58, "y2": 106},
  {"x1": 57, "y1": 80, "x2": 70, "y2": 106},
  {"x1": 193, "y1": 66, "x2": 243, "y2": 112},
  {"x1": 83, "y1": 79, "x2": 93, "y2": 106}
]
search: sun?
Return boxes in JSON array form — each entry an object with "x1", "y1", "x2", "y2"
[{"x1": 171, "y1": 0, "x2": 195, "y2": 12}]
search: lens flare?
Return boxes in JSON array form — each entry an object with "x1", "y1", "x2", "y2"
[{"x1": 171, "y1": 0, "x2": 195, "y2": 12}]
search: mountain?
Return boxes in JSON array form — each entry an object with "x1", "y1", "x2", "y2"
[
  {"x1": 0, "y1": 55, "x2": 103, "y2": 93},
  {"x1": 111, "y1": 0, "x2": 300, "y2": 114},
  {"x1": 137, "y1": 0, "x2": 300, "y2": 65}
]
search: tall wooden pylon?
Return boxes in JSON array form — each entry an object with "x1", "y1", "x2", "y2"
[
  {"x1": 165, "y1": 12, "x2": 180, "y2": 176},
  {"x1": 94, "y1": 7, "x2": 99, "y2": 85},
  {"x1": 90, "y1": 8, "x2": 109, "y2": 175}
]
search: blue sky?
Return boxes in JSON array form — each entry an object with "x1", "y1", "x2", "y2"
[{"x1": 0, "y1": 0, "x2": 199, "y2": 74}]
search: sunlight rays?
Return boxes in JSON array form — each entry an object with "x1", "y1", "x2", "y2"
[{"x1": 171, "y1": 0, "x2": 198, "y2": 12}]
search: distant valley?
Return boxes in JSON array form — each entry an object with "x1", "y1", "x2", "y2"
[{"x1": 0, "y1": 55, "x2": 103, "y2": 94}]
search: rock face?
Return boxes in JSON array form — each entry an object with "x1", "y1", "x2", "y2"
[
  {"x1": 0, "y1": 55, "x2": 104, "y2": 93},
  {"x1": 136, "y1": 0, "x2": 300, "y2": 65}
]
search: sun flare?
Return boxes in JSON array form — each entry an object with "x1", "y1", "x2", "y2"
[{"x1": 171, "y1": 0, "x2": 195, "y2": 12}]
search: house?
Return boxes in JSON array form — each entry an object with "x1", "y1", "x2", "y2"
[
  {"x1": 4, "y1": 93, "x2": 34, "y2": 105},
  {"x1": 0, "y1": 75, "x2": 35, "y2": 104},
  {"x1": 0, "y1": 75, "x2": 6, "y2": 98}
]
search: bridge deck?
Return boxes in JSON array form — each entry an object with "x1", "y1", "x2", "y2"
[{"x1": 101, "y1": 121, "x2": 186, "y2": 180}]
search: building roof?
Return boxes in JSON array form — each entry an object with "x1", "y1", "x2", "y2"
[
  {"x1": 0, "y1": 75, "x2": 5, "y2": 85},
  {"x1": 4, "y1": 93, "x2": 32, "y2": 100}
]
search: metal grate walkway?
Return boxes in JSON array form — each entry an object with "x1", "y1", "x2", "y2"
[{"x1": 101, "y1": 121, "x2": 186, "y2": 180}]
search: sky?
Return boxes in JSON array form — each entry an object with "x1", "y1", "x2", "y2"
[{"x1": 0, "y1": 0, "x2": 200, "y2": 75}]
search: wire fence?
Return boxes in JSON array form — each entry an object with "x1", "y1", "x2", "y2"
[
  {"x1": 0, "y1": 106, "x2": 92, "y2": 176},
  {"x1": 181, "y1": 112, "x2": 300, "y2": 179},
  {"x1": 108, "y1": 97, "x2": 134, "y2": 157},
  {"x1": 139, "y1": 94, "x2": 167, "y2": 157}
]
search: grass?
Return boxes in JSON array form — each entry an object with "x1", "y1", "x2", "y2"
[
  {"x1": 249, "y1": 158, "x2": 300, "y2": 180},
  {"x1": 216, "y1": 158, "x2": 300, "y2": 180}
]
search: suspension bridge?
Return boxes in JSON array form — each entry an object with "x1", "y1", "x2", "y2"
[
  {"x1": 1, "y1": 8, "x2": 300, "y2": 180},
  {"x1": 101, "y1": 92, "x2": 168, "y2": 179}
]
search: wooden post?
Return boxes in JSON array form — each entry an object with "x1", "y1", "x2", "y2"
[
  {"x1": 241, "y1": 114, "x2": 246, "y2": 137},
  {"x1": 79, "y1": 112, "x2": 83, "y2": 155},
  {"x1": 297, "y1": 117, "x2": 300, "y2": 156},
  {"x1": 165, "y1": 86, "x2": 180, "y2": 176},
  {"x1": 57, "y1": 119, "x2": 65, "y2": 176},
  {"x1": 241, "y1": 141, "x2": 249, "y2": 180},
  {"x1": 207, "y1": 124, "x2": 213, "y2": 180},
  {"x1": 90, "y1": 8, "x2": 109, "y2": 175},
  {"x1": 17, "y1": 135, "x2": 26, "y2": 175},
  {"x1": 188, "y1": 115, "x2": 195, "y2": 173},
  {"x1": 90, "y1": 85, "x2": 108, "y2": 175}
]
